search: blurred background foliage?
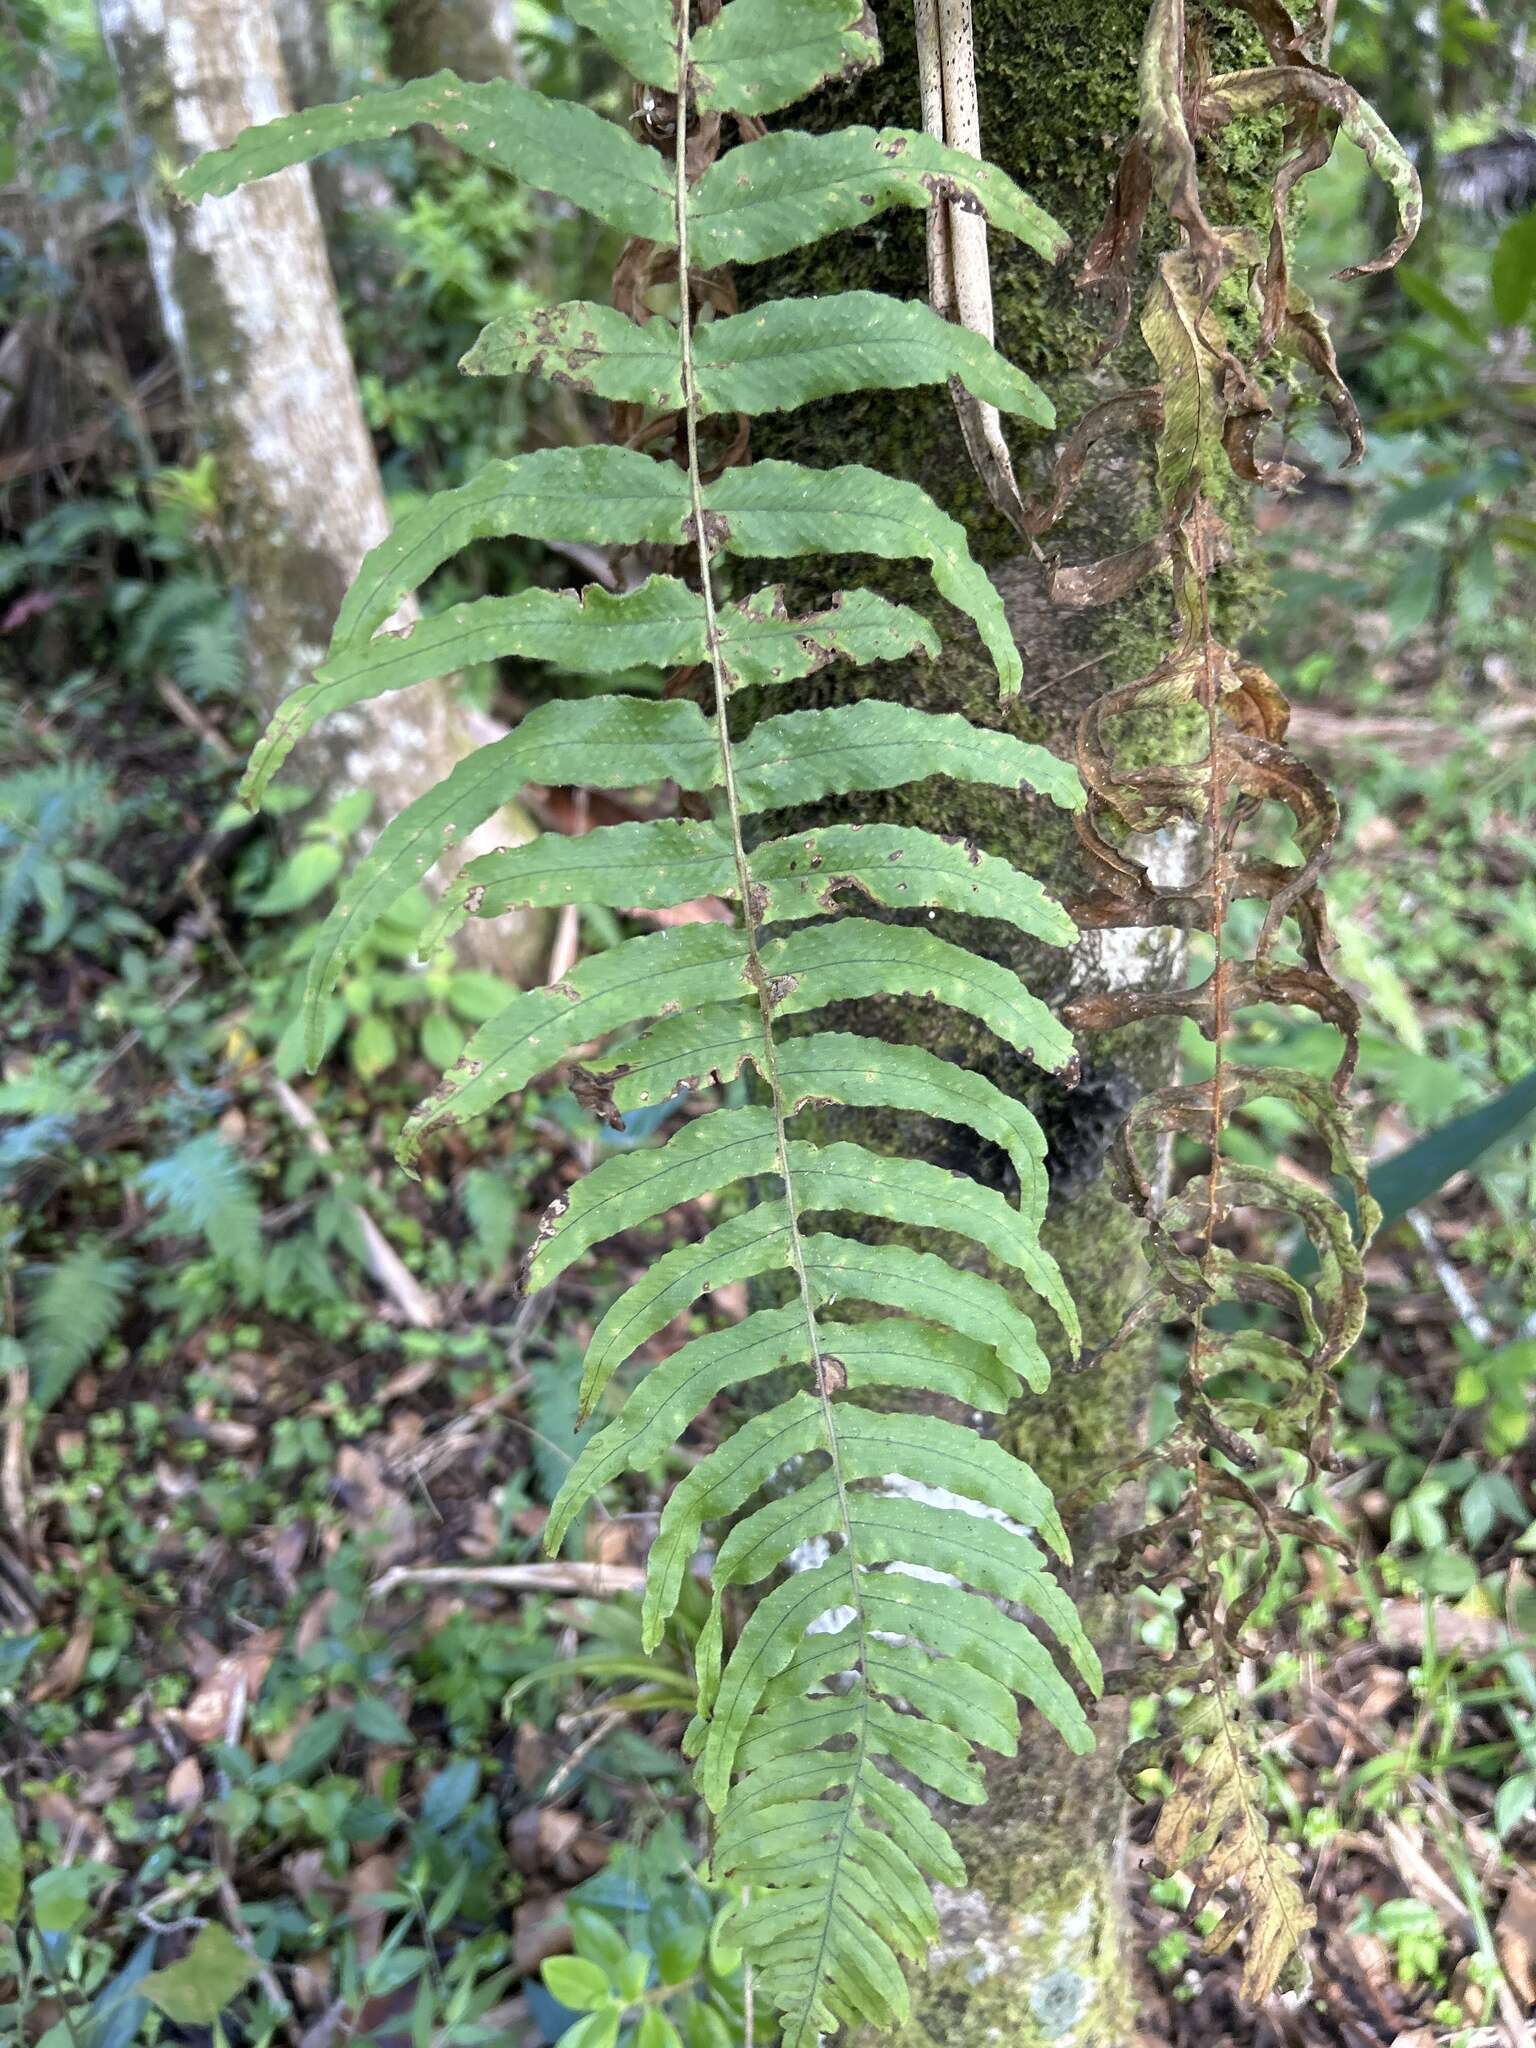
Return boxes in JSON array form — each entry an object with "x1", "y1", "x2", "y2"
[{"x1": 1, "y1": 0, "x2": 1534, "y2": 2042}]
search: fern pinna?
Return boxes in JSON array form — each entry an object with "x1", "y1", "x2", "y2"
[{"x1": 179, "y1": 3, "x2": 1096, "y2": 2038}]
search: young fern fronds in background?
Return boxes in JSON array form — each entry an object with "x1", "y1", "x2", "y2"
[{"x1": 179, "y1": 3, "x2": 1097, "y2": 2038}]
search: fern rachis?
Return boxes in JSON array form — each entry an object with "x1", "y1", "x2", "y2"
[{"x1": 180, "y1": 3, "x2": 1099, "y2": 2037}]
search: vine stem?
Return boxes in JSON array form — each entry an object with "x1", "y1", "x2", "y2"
[{"x1": 669, "y1": 8, "x2": 873, "y2": 2025}]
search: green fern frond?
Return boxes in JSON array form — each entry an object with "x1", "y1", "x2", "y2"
[
  {"x1": 25, "y1": 1244, "x2": 138, "y2": 1412},
  {"x1": 138, "y1": 1133, "x2": 261, "y2": 1273},
  {"x1": 185, "y1": 3, "x2": 1095, "y2": 2036},
  {"x1": 0, "y1": 763, "x2": 116, "y2": 985}
]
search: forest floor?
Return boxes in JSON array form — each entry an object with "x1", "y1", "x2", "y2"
[{"x1": 5, "y1": 473, "x2": 1536, "y2": 2046}]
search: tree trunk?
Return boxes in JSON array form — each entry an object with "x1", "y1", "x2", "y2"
[
  {"x1": 742, "y1": 5, "x2": 1272, "y2": 2038},
  {"x1": 96, "y1": 0, "x2": 545, "y2": 978},
  {"x1": 387, "y1": 0, "x2": 525, "y2": 84},
  {"x1": 273, "y1": 0, "x2": 338, "y2": 111}
]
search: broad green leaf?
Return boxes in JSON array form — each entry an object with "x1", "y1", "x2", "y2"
[
  {"x1": 463, "y1": 303, "x2": 683, "y2": 405},
  {"x1": 31, "y1": 1864, "x2": 100, "y2": 1934},
  {"x1": 527, "y1": 1116, "x2": 1057, "y2": 1331},
  {"x1": 760, "y1": 918, "x2": 1078, "y2": 1079},
  {"x1": 787, "y1": 1142, "x2": 1057, "y2": 1330},
  {"x1": 594, "y1": 1021, "x2": 1051, "y2": 1217},
  {"x1": 859, "y1": 1575, "x2": 1091, "y2": 1749},
  {"x1": 397, "y1": 924, "x2": 748, "y2": 1165},
  {"x1": 798, "y1": 1230, "x2": 1049, "y2": 1393},
  {"x1": 467, "y1": 292, "x2": 1052, "y2": 426},
  {"x1": 694, "y1": 293, "x2": 1052, "y2": 423},
  {"x1": 688, "y1": 126, "x2": 1070, "y2": 269},
  {"x1": 323, "y1": 449, "x2": 1012, "y2": 691},
  {"x1": 703, "y1": 461, "x2": 1021, "y2": 692},
  {"x1": 732, "y1": 700, "x2": 1082, "y2": 814},
  {"x1": 717, "y1": 586, "x2": 940, "y2": 690},
  {"x1": 737, "y1": 1690, "x2": 983, "y2": 1807},
  {"x1": 548, "y1": 1307, "x2": 816, "y2": 1550},
  {"x1": 430, "y1": 818, "x2": 734, "y2": 943},
  {"x1": 175, "y1": 71, "x2": 673, "y2": 244},
  {"x1": 560, "y1": 0, "x2": 672, "y2": 85},
  {"x1": 321, "y1": 448, "x2": 999, "y2": 688},
  {"x1": 402, "y1": 911, "x2": 1072, "y2": 1163},
  {"x1": 751, "y1": 822, "x2": 1076, "y2": 942},
  {"x1": 841, "y1": 1495, "x2": 1098, "y2": 1685},
  {"x1": 143, "y1": 1925, "x2": 258, "y2": 2026},
  {"x1": 294, "y1": 696, "x2": 718, "y2": 1067},
  {"x1": 690, "y1": 0, "x2": 880, "y2": 117},
  {"x1": 643, "y1": 1391, "x2": 825, "y2": 1631},
  {"x1": 257, "y1": 579, "x2": 711, "y2": 779},
  {"x1": 698, "y1": 1554, "x2": 859, "y2": 1806},
  {"x1": 325, "y1": 448, "x2": 690, "y2": 659},
  {"x1": 528, "y1": 1105, "x2": 779, "y2": 1287},
  {"x1": 433, "y1": 817, "x2": 1073, "y2": 951},
  {"x1": 579, "y1": 1201, "x2": 794, "y2": 1416},
  {"x1": 828, "y1": 1406, "x2": 1067, "y2": 1556},
  {"x1": 1492, "y1": 207, "x2": 1536, "y2": 327},
  {"x1": 541, "y1": 1955, "x2": 613, "y2": 2012}
]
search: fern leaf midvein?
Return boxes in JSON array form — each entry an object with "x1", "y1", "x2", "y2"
[{"x1": 671, "y1": 21, "x2": 887, "y2": 2029}]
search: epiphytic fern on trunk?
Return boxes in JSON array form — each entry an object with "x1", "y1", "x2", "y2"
[{"x1": 179, "y1": 4, "x2": 1097, "y2": 2039}]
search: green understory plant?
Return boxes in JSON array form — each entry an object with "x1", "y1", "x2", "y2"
[{"x1": 176, "y1": 3, "x2": 1097, "y2": 2039}]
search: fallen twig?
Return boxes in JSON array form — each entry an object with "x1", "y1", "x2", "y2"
[
  {"x1": 369, "y1": 1560, "x2": 647, "y2": 1601},
  {"x1": 269, "y1": 1077, "x2": 439, "y2": 1329}
]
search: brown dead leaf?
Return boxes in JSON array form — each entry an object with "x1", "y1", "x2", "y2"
[
  {"x1": 177, "y1": 1627, "x2": 281, "y2": 1746},
  {"x1": 334, "y1": 1446, "x2": 415, "y2": 1565},
  {"x1": 588, "y1": 1517, "x2": 642, "y2": 1570},
  {"x1": 165, "y1": 1755, "x2": 204, "y2": 1811},
  {"x1": 514, "y1": 1896, "x2": 574, "y2": 1974},
  {"x1": 1378, "y1": 1598, "x2": 1504, "y2": 1657},
  {"x1": 346, "y1": 1852, "x2": 399, "y2": 1966},
  {"x1": 294, "y1": 1588, "x2": 336, "y2": 1658},
  {"x1": 514, "y1": 1721, "x2": 550, "y2": 1790},
  {"x1": 290, "y1": 1956, "x2": 333, "y2": 2012},
  {"x1": 30, "y1": 1612, "x2": 94, "y2": 1703},
  {"x1": 262, "y1": 1521, "x2": 309, "y2": 1597},
  {"x1": 510, "y1": 1806, "x2": 609, "y2": 1883},
  {"x1": 1495, "y1": 1869, "x2": 1536, "y2": 2007},
  {"x1": 377, "y1": 1358, "x2": 438, "y2": 1403},
  {"x1": 284, "y1": 1848, "x2": 345, "y2": 1909}
]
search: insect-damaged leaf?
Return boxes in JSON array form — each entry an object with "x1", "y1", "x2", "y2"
[
  {"x1": 313, "y1": 447, "x2": 1017, "y2": 693},
  {"x1": 689, "y1": 0, "x2": 881, "y2": 116},
  {"x1": 175, "y1": 70, "x2": 673, "y2": 244},
  {"x1": 297, "y1": 696, "x2": 720, "y2": 1067},
  {"x1": 402, "y1": 913, "x2": 1076, "y2": 1166},
  {"x1": 687, "y1": 125, "x2": 1069, "y2": 269},
  {"x1": 563, "y1": 0, "x2": 880, "y2": 117},
  {"x1": 465, "y1": 292, "x2": 1052, "y2": 426}
]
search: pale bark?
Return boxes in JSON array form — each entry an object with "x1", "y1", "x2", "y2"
[
  {"x1": 274, "y1": 0, "x2": 337, "y2": 110},
  {"x1": 97, "y1": 0, "x2": 545, "y2": 977}
]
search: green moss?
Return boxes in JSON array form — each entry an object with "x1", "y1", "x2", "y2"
[{"x1": 862, "y1": 1682, "x2": 1140, "y2": 2046}]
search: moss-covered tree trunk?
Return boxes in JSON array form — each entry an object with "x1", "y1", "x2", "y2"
[
  {"x1": 739, "y1": 7, "x2": 1268, "y2": 2038},
  {"x1": 96, "y1": 0, "x2": 545, "y2": 976}
]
